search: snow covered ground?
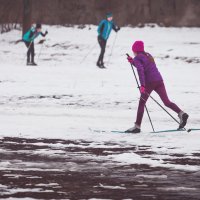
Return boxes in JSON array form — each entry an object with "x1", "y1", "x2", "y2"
[{"x1": 0, "y1": 25, "x2": 200, "y2": 199}]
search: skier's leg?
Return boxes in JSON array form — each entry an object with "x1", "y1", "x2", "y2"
[
  {"x1": 100, "y1": 40, "x2": 106, "y2": 65},
  {"x1": 154, "y1": 81, "x2": 188, "y2": 129},
  {"x1": 30, "y1": 42, "x2": 35, "y2": 63},
  {"x1": 135, "y1": 85, "x2": 154, "y2": 127},
  {"x1": 154, "y1": 81, "x2": 181, "y2": 113},
  {"x1": 25, "y1": 42, "x2": 31, "y2": 63},
  {"x1": 97, "y1": 37, "x2": 106, "y2": 66},
  {"x1": 97, "y1": 37, "x2": 102, "y2": 65},
  {"x1": 126, "y1": 83, "x2": 155, "y2": 133},
  {"x1": 126, "y1": 85, "x2": 154, "y2": 133}
]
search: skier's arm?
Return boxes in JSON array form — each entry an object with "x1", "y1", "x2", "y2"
[
  {"x1": 112, "y1": 22, "x2": 120, "y2": 32},
  {"x1": 28, "y1": 27, "x2": 39, "y2": 41},
  {"x1": 29, "y1": 30, "x2": 35, "y2": 40},
  {"x1": 133, "y1": 58, "x2": 145, "y2": 87},
  {"x1": 40, "y1": 30, "x2": 48, "y2": 37},
  {"x1": 97, "y1": 20, "x2": 105, "y2": 36},
  {"x1": 40, "y1": 32, "x2": 45, "y2": 37}
]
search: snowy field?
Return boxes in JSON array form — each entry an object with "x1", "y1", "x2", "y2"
[{"x1": 0, "y1": 25, "x2": 200, "y2": 199}]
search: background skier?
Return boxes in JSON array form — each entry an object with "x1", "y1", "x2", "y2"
[
  {"x1": 97, "y1": 13, "x2": 120, "y2": 68},
  {"x1": 23, "y1": 23, "x2": 48, "y2": 66},
  {"x1": 126, "y1": 41, "x2": 189, "y2": 133}
]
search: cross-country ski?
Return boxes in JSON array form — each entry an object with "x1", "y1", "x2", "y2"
[{"x1": 91, "y1": 128, "x2": 200, "y2": 134}]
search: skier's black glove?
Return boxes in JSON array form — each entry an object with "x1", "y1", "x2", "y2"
[
  {"x1": 116, "y1": 27, "x2": 120, "y2": 32},
  {"x1": 45, "y1": 30, "x2": 48, "y2": 36},
  {"x1": 38, "y1": 39, "x2": 45, "y2": 44}
]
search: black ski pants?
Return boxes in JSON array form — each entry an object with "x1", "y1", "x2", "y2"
[
  {"x1": 24, "y1": 41, "x2": 35, "y2": 62},
  {"x1": 97, "y1": 36, "x2": 107, "y2": 64}
]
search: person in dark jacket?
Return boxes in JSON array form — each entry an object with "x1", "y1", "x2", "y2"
[
  {"x1": 23, "y1": 23, "x2": 48, "y2": 66},
  {"x1": 97, "y1": 13, "x2": 120, "y2": 68},
  {"x1": 126, "y1": 41, "x2": 189, "y2": 133}
]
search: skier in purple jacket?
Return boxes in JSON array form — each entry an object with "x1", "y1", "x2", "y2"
[{"x1": 126, "y1": 41, "x2": 189, "y2": 133}]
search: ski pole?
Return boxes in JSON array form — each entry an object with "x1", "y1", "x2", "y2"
[
  {"x1": 80, "y1": 43, "x2": 97, "y2": 64},
  {"x1": 37, "y1": 29, "x2": 48, "y2": 63},
  {"x1": 126, "y1": 53, "x2": 155, "y2": 132},
  {"x1": 37, "y1": 41, "x2": 45, "y2": 63},
  {"x1": 107, "y1": 33, "x2": 118, "y2": 66}
]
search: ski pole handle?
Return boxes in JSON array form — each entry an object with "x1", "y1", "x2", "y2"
[{"x1": 126, "y1": 53, "x2": 130, "y2": 58}]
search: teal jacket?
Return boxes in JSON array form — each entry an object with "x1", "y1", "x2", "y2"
[
  {"x1": 23, "y1": 27, "x2": 42, "y2": 42},
  {"x1": 97, "y1": 19, "x2": 119, "y2": 41}
]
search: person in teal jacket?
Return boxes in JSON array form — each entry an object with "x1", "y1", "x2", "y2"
[
  {"x1": 23, "y1": 23, "x2": 48, "y2": 66},
  {"x1": 97, "y1": 13, "x2": 120, "y2": 68}
]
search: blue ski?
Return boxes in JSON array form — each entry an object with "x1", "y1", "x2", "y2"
[
  {"x1": 92, "y1": 130, "x2": 126, "y2": 134},
  {"x1": 151, "y1": 128, "x2": 200, "y2": 133},
  {"x1": 92, "y1": 128, "x2": 200, "y2": 134}
]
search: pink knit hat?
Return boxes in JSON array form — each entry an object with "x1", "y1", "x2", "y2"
[{"x1": 132, "y1": 41, "x2": 144, "y2": 52}]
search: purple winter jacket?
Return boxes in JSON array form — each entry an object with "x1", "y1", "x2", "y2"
[{"x1": 132, "y1": 52, "x2": 163, "y2": 86}]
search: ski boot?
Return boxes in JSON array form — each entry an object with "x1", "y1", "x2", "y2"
[
  {"x1": 97, "y1": 61, "x2": 106, "y2": 69},
  {"x1": 27, "y1": 61, "x2": 32, "y2": 66},
  {"x1": 125, "y1": 124, "x2": 141, "y2": 134},
  {"x1": 30, "y1": 62, "x2": 37, "y2": 66},
  {"x1": 27, "y1": 58, "x2": 32, "y2": 66},
  {"x1": 30, "y1": 57, "x2": 37, "y2": 66},
  {"x1": 178, "y1": 111, "x2": 189, "y2": 130},
  {"x1": 100, "y1": 63, "x2": 106, "y2": 69},
  {"x1": 96, "y1": 61, "x2": 102, "y2": 68}
]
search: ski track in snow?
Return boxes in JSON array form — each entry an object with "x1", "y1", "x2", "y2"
[{"x1": 0, "y1": 25, "x2": 200, "y2": 199}]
